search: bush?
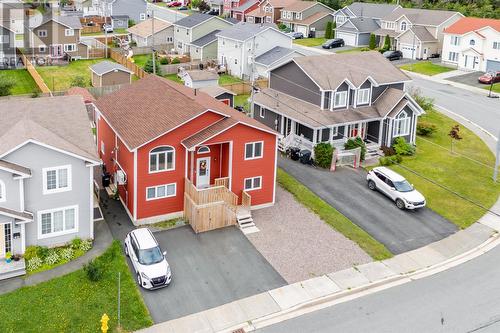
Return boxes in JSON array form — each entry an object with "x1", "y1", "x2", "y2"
[
  {"x1": 381, "y1": 145, "x2": 396, "y2": 156},
  {"x1": 71, "y1": 237, "x2": 82, "y2": 250},
  {"x1": 27, "y1": 257, "x2": 43, "y2": 271},
  {"x1": 171, "y1": 57, "x2": 181, "y2": 64},
  {"x1": 37, "y1": 246, "x2": 50, "y2": 260},
  {"x1": 383, "y1": 34, "x2": 391, "y2": 50},
  {"x1": 45, "y1": 251, "x2": 60, "y2": 266},
  {"x1": 344, "y1": 137, "x2": 366, "y2": 161},
  {"x1": 0, "y1": 76, "x2": 14, "y2": 96},
  {"x1": 277, "y1": 23, "x2": 287, "y2": 31},
  {"x1": 417, "y1": 121, "x2": 437, "y2": 136},
  {"x1": 144, "y1": 56, "x2": 161, "y2": 75},
  {"x1": 83, "y1": 259, "x2": 104, "y2": 282},
  {"x1": 325, "y1": 21, "x2": 333, "y2": 39},
  {"x1": 360, "y1": 47, "x2": 370, "y2": 51},
  {"x1": 159, "y1": 57, "x2": 169, "y2": 65},
  {"x1": 410, "y1": 88, "x2": 434, "y2": 111},
  {"x1": 379, "y1": 154, "x2": 403, "y2": 166},
  {"x1": 24, "y1": 246, "x2": 39, "y2": 261},
  {"x1": 314, "y1": 142, "x2": 334, "y2": 169},
  {"x1": 80, "y1": 239, "x2": 92, "y2": 252},
  {"x1": 369, "y1": 33, "x2": 376, "y2": 50},
  {"x1": 70, "y1": 75, "x2": 87, "y2": 88},
  {"x1": 60, "y1": 248, "x2": 74, "y2": 261},
  {"x1": 393, "y1": 137, "x2": 415, "y2": 156}
]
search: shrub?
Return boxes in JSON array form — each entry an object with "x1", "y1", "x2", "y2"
[
  {"x1": 417, "y1": 121, "x2": 437, "y2": 136},
  {"x1": 144, "y1": 56, "x2": 161, "y2": 75},
  {"x1": 393, "y1": 137, "x2": 415, "y2": 156},
  {"x1": 27, "y1": 257, "x2": 43, "y2": 271},
  {"x1": 325, "y1": 21, "x2": 333, "y2": 39},
  {"x1": 360, "y1": 47, "x2": 370, "y2": 51},
  {"x1": 0, "y1": 76, "x2": 14, "y2": 96},
  {"x1": 379, "y1": 154, "x2": 403, "y2": 166},
  {"x1": 80, "y1": 239, "x2": 93, "y2": 252},
  {"x1": 71, "y1": 237, "x2": 82, "y2": 250},
  {"x1": 332, "y1": 21, "x2": 336, "y2": 38},
  {"x1": 159, "y1": 57, "x2": 169, "y2": 65},
  {"x1": 383, "y1": 34, "x2": 391, "y2": 50},
  {"x1": 83, "y1": 259, "x2": 104, "y2": 282},
  {"x1": 277, "y1": 23, "x2": 287, "y2": 31},
  {"x1": 24, "y1": 246, "x2": 39, "y2": 261},
  {"x1": 45, "y1": 251, "x2": 60, "y2": 266},
  {"x1": 344, "y1": 137, "x2": 366, "y2": 161},
  {"x1": 409, "y1": 88, "x2": 434, "y2": 111},
  {"x1": 314, "y1": 142, "x2": 334, "y2": 169},
  {"x1": 369, "y1": 33, "x2": 376, "y2": 50},
  {"x1": 37, "y1": 246, "x2": 50, "y2": 260},
  {"x1": 60, "y1": 248, "x2": 74, "y2": 261},
  {"x1": 381, "y1": 145, "x2": 396, "y2": 156},
  {"x1": 70, "y1": 75, "x2": 87, "y2": 88},
  {"x1": 171, "y1": 57, "x2": 181, "y2": 65}
]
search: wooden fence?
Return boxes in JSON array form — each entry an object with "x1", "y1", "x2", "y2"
[
  {"x1": 110, "y1": 49, "x2": 147, "y2": 79},
  {"x1": 184, "y1": 178, "x2": 238, "y2": 233},
  {"x1": 221, "y1": 79, "x2": 268, "y2": 95},
  {"x1": 20, "y1": 53, "x2": 51, "y2": 95}
]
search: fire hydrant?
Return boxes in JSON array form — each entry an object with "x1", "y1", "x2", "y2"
[{"x1": 101, "y1": 313, "x2": 109, "y2": 333}]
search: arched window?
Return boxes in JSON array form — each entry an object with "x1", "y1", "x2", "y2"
[
  {"x1": 197, "y1": 146, "x2": 210, "y2": 154},
  {"x1": 400, "y1": 21, "x2": 407, "y2": 31},
  {"x1": 149, "y1": 146, "x2": 175, "y2": 172},
  {"x1": 393, "y1": 111, "x2": 411, "y2": 137},
  {"x1": 0, "y1": 179, "x2": 5, "y2": 203},
  {"x1": 470, "y1": 39, "x2": 475, "y2": 46}
]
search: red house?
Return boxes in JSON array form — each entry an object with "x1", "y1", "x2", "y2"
[
  {"x1": 95, "y1": 75, "x2": 278, "y2": 227},
  {"x1": 227, "y1": 0, "x2": 260, "y2": 22}
]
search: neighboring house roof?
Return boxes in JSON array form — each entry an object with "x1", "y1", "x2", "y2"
[
  {"x1": 67, "y1": 87, "x2": 96, "y2": 104},
  {"x1": 224, "y1": 17, "x2": 240, "y2": 24},
  {"x1": 182, "y1": 117, "x2": 236, "y2": 149},
  {"x1": 216, "y1": 22, "x2": 279, "y2": 41},
  {"x1": 345, "y1": 2, "x2": 400, "y2": 19},
  {"x1": 0, "y1": 96, "x2": 99, "y2": 163},
  {"x1": 0, "y1": 160, "x2": 31, "y2": 177},
  {"x1": 268, "y1": 0, "x2": 298, "y2": 7},
  {"x1": 280, "y1": 11, "x2": 332, "y2": 26},
  {"x1": 37, "y1": 14, "x2": 82, "y2": 29},
  {"x1": 90, "y1": 60, "x2": 133, "y2": 76},
  {"x1": 111, "y1": 15, "x2": 129, "y2": 20},
  {"x1": 337, "y1": 17, "x2": 380, "y2": 33},
  {"x1": 284, "y1": 1, "x2": 318, "y2": 12},
  {"x1": 383, "y1": 7, "x2": 460, "y2": 26},
  {"x1": 233, "y1": 0, "x2": 259, "y2": 12},
  {"x1": 401, "y1": 26, "x2": 437, "y2": 42},
  {"x1": 290, "y1": 51, "x2": 410, "y2": 90},
  {"x1": 246, "y1": 7, "x2": 268, "y2": 18},
  {"x1": 208, "y1": 0, "x2": 224, "y2": 5},
  {"x1": 0, "y1": 207, "x2": 33, "y2": 222},
  {"x1": 94, "y1": 75, "x2": 276, "y2": 150},
  {"x1": 255, "y1": 46, "x2": 298, "y2": 67},
  {"x1": 127, "y1": 18, "x2": 171, "y2": 38},
  {"x1": 372, "y1": 28, "x2": 399, "y2": 38},
  {"x1": 199, "y1": 86, "x2": 236, "y2": 97},
  {"x1": 190, "y1": 29, "x2": 220, "y2": 47},
  {"x1": 174, "y1": 13, "x2": 217, "y2": 28},
  {"x1": 444, "y1": 17, "x2": 500, "y2": 34},
  {"x1": 185, "y1": 70, "x2": 219, "y2": 81}
]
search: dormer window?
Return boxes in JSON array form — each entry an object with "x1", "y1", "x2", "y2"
[
  {"x1": 334, "y1": 91, "x2": 347, "y2": 108},
  {"x1": 400, "y1": 21, "x2": 407, "y2": 31},
  {"x1": 357, "y1": 88, "x2": 370, "y2": 105},
  {"x1": 393, "y1": 111, "x2": 411, "y2": 137}
]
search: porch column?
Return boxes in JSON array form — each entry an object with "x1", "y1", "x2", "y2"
[
  {"x1": 190, "y1": 150, "x2": 194, "y2": 183},
  {"x1": 312, "y1": 129, "x2": 317, "y2": 145},
  {"x1": 280, "y1": 114, "x2": 284, "y2": 136},
  {"x1": 228, "y1": 141, "x2": 233, "y2": 191},
  {"x1": 21, "y1": 223, "x2": 25, "y2": 254},
  {"x1": 378, "y1": 120, "x2": 384, "y2": 146}
]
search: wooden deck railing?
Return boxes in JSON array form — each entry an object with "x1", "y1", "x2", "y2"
[
  {"x1": 214, "y1": 177, "x2": 230, "y2": 189},
  {"x1": 184, "y1": 179, "x2": 238, "y2": 208},
  {"x1": 242, "y1": 191, "x2": 251, "y2": 209}
]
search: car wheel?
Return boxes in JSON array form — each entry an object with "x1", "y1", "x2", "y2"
[
  {"x1": 124, "y1": 243, "x2": 129, "y2": 257},
  {"x1": 396, "y1": 199, "x2": 405, "y2": 210},
  {"x1": 137, "y1": 273, "x2": 142, "y2": 287},
  {"x1": 368, "y1": 180, "x2": 376, "y2": 191}
]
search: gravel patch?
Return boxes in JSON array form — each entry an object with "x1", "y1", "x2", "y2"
[{"x1": 247, "y1": 186, "x2": 372, "y2": 284}]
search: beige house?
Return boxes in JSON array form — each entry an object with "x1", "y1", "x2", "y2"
[
  {"x1": 127, "y1": 18, "x2": 173, "y2": 48},
  {"x1": 90, "y1": 61, "x2": 133, "y2": 87},
  {"x1": 278, "y1": 1, "x2": 334, "y2": 38}
]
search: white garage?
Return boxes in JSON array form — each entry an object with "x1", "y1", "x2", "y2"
[
  {"x1": 336, "y1": 31, "x2": 357, "y2": 46},
  {"x1": 486, "y1": 60, "x2": 500, "y2": 72},
  {"x1": 400, "y1": 43, "x2": 417, "y2": 59},
  {"x1": 296, "y1": 25, "x2": 308, "y2": 36}
]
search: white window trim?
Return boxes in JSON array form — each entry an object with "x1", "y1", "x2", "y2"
[
  {"x1": 38, "y1": 29, "x2": 47, "y2": 37},
  {"x1": 244, "y1": 176, "x2": 262, "y2": 191},
  {"x1": 197, "y1": 146, "x2": 210, "y2": 154},
  {"x1": 259, "y1": 107, "x2": 265, "y2": 118},
  {"x1": 0, "y1": 179, "x2": 5, "y2": 203},
  {"x1": 146, "y1": 183, "x2": 177, "y2": 201},
  {"x1": 400, "y1": 21, "x2": 407, "y2": 31},
  {"x1": 149, "y1": 146, "x2": 175, "y2": 173},
  {"x1": 393, "y1": 111, "x2": 411, "y2": 137},
  {"x1": 356, "y1": 88, "x2": 370, "y2": 105},
  {"x1": 39, "y1": 45, "x2": 46, "y2": 52},
  {"x1": 64, "y1": 28, "x2": 74, "y2": 36},
  {"x1": 334, "y1": 91, "x2": 347, "y2": 108},
  {"x1": 42, "y1": 165, "x2": 72, "y2": 195},
  {"x1": 64, "y1": 43, "x2": 76, "y2": 52},
  {"x1": 37, "y1": 205, "x2": 79, "y2": 240},
  {"x1": 140, "y1": 13, "x2": 146, "y2": 20},
  {"x1": 331, "y1": 126, "x2": 338, "y2": 137},
  {"x1": 244, "y1": 141, "x2": 264, "y2": 160}
]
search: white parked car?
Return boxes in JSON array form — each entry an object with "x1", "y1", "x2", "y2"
[
  {"x1": 124, "y1": 228, "x2": 172, "y2": 289},
  {"x1": 366, "y1": 167, "x2": 426, "y2": 210}
]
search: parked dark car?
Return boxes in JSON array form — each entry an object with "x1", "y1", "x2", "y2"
[
  {"x1": 478, "y1": 71, "x2": 500, "y2": 84},
  {"x1": 322, "y1": 38, "x2": 344, "y2": 49},
  {"x1": 287, "y1": 32, "x2": 304, "y2": 39},
  {"x1": 207, "y1": 9, "x2": 219, "y2": 15},
  {"x1": 383, "y1": 50, "x2": 403, "y2": 61}
]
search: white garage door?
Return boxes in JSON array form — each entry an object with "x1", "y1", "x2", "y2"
[
  {"x1": 296, "y1": 25, "x2": 308, "y2": 35},
  {"x1": 336, "y1": 31, "x2": 356, "y2": 46},
  {"x1": 486, "y1": 60, "x2": 500, "y2": 72},
  {"x1": 400, "y1": 44, "x2": 417, "y2": 59}
]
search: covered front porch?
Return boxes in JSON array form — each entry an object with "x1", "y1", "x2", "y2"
[{"x1": 0, "y1": 210, "x2": 31, "y2": 280}]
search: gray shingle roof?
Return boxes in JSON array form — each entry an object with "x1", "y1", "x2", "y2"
[
  {"x1": 174, "y1": 13, "x2": 215, "y2": 28},
  {"x1": 337, "y1": 17, "x2": 380, "y2": 33},
  {"x1": 407, "y1": 26, "x2": 438, "y2": 42},
  {"x1": 255, "y1": 46, "x2": 297, "y2": 66},
  {"x1": 39, "y1": 15, "x2": 82, "y2": 29},
  {"x1": 90, "y1": 61, "x2": 133, "y2": 76},
  {"x1": 347, "y1": 2, "x2": 400, "y2": 19},
  {"x1": 216, "y1": 22, "x2": 278, "y2": 41},
  {"x1": 190, "y1": 30, "x2": 220, "y2": 47},
  {"x1": 383, "y1": 7, "x2": 460, "y2": 26},
  {"x1": 233, "y1": 0, "x2": 259, "y2": 12}
]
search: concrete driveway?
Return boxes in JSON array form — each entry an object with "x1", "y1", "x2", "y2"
[
  {"x1": 100, "y1": 193, "x2": 286, "y2": 324},
  {"x1": 446, "y1": 71, "x2": 486, "y2": 89},
  {"x1": 279, "y1": 158, "x2": 457, "y2": 254}
]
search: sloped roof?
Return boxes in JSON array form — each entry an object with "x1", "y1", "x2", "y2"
[
  {"x1": 66, "y1": 87, "x2": 95, "y2": 104},
  {"x1": 291, "y1": 51, "x2": 410, "y2": 90},
  {"x1": 0, "y1": 96, "x2": 99, "y2": 162},
  {"x1": 174, "y1": 13, "x2": 216, "y2": 28},
  {"x1": 216, "y1": 22, "x2": 279, "y2": 41},
  {"x1": 444, "y1": 17, "x2": 500, "y2": 34},
  {"x1": 405, "y1": 26, "x2": 437, "y2": 42},
  {"x1": 94, "y1": 75, "x2": 276, "y2": 150},
  {"x1": 0, "y1": 207, "x2": 33, "y2": 222},
  {"x1": 383, "y1": 7, "x2": 460, "y2": 26},
  {"x1": 38, "y1": 15, "x2": 82, "y2": 29},
  {"x1": 284, "y1": 1, "x2": 317, "y2": 12},
  {"x1": 280, "y1": 11, "x2": 332, "y2": 25},
  {"x1": 255, "y1": 46, "x2": 298, "y2": 66},
  {"x1": 190, "y1": 29, "x2": 220, "y2": 47},
  {"x1": 199, "y1": 86, "x2": 236, "y2": 97},
  {"x1": 0, "y1": 160, "x2": 31, "y2": 176},
  {"x1": 185, "y1": 70, "x2": 219, "y2": 81},
  {"x1": 233, "y1": 0, "x2": 259, "y2": 12},
  {"x1": 373, "y1": 27, "x2": 399, "y2": 37},
  {"x1": 127, "y1": 18, "x2": 172, "y2": 38},
  {"x1": 90, "y1": 60, "x2": 133, "y2": 76},
  {"x1": 346, "y1": 2, "x2": 400, "y2": 19},
  {"x1": 182, "y1": 118, "x2": 236, "y2": 149},
  {"x1": 338, "y1": 17, "x2": 380, "y2": 33}
]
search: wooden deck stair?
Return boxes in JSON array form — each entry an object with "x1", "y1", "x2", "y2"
[{"x1": 237, "y1": 192, "x2": 259, "y2": 234}]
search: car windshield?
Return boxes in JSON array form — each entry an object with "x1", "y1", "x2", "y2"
[
  {"x1": 383, "y1": 51, "x2": 393, "y2": 56},
  {"x1": 393, "y1": 180, "x2": 413, "y2": 192},
  {"x1": 138, "y1": 246, "x2": 164, "y2": 265}
]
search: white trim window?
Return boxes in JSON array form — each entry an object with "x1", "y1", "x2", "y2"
[
  {"x1": 39, "y1": 45, "x2": 46, "y2": 53},
  {"x1": 244, "y1": 176, "x2": 262, "y2": 191},
  {"x1": 356, "y1": 88, "x2": 370, "y2": 105},
  {"x1": 64, "y1": 44, "x2": 76, "y2": 52},
  {"x1": 393, "y1": 111, "x2": 411, "y2": 137},
  {"x1": 146, "y1": 183, "x2": 176, "y2": 200},
  {"x1": 259, "y1": 107, "x2": 265, "y2": 118},
  {"x1": 38, "y1": 29, "x2": 47, "y2": 37},
  {"x1": 469, "y1": 39, "x2": 476, "y2": 46},
  {"x1": 38, "y1": 205, "x2": 78, "y2": 239},
  {"x1": 197, "y1": 146, "x2": 210, "y2": 154},
  {"x1": 149, "y1": 146, "x2": 175, "y2": 173},
  {"x1": 450, "y1": 36, "x2": 460, "y2": 46},
  {"x1": 334, "y1": 91, "x2": 347, "y2": 108},
  {"x1": 0, "y1": 179, "x2": 5, "y2": 203},
  {"x1": 448, "y1": 51, "x2": 459, "y2": 62},
  {"x1": 140, "y1": 13, "x2": 146, "y2": 20},
  {"x1": 43, "y1": 165, "x2": 72, "y2": 194},
  {"x1": 245, "y1": 141, "x2": 263, "y2": 160},
  {"x1": 493, "y1": 41, "x2": 500, "y2": 50},
  {"x1": 64, "y1": 28, "x2": 74, "y2": 37},
  {"x1": 400, "y1": 21, "x2": 407, "y2": 31}
]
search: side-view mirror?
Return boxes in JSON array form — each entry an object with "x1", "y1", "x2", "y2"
[
  {"x1": 390, "y1": 187, "x2": 396, "y2": 191},
  {"x1": 133, "y1": 257, "x2": 139, "y2": 262},
  {"x1": 163, "y1": 251, "x2": 167, "y2": 257}
]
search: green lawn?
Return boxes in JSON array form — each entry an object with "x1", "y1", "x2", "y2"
[
  {"x1": 0, "y1": 241, "x2": 153, "y2": 332},
  {"x1": 82, "y1": 28, "x2": 128, "y2": 36},
  {"x1": 234, "y1": 94, "x2": 250, "y2": 110},
  {"x1": 37, "y1": 59, "x2": 109, "y2": 92},
  {"x1": 219, "y1": 74, "x2": 243, "y2": 85},
  {"x1": 388, "y1": 109, "x2": 500, "y2": 229},
  {"x1": 164, "y1": 73, "x2": 183, "y2": 83},
  {"x1": 132, "y1": 54, "x2": 151, "y2": 68},
  {"x1": 277, "y1": 169, "x2": 393, "y2": 260},
  {"x1": 335, "y1": 47, "x2": 370, "y2": 54},
  {"x1": 399, "y1": 61, "x2": 455, "y2": 76},
  {"x1": 0, "y1": 69, "x2": 39, "y2": 95},
  {"x1": 482, "y1": 83, "x2": 500, "y2": 94},
  {"x1": 293, "y1": 38, "x2": 326, "y2": 47}
]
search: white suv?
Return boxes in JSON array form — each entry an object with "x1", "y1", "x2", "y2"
[
  {"x1": 366, "y1": 167, "x2": 426, "y2": 210},
  {"x1": 124, "y1": 228, "x2": 172, "y2": 289}
]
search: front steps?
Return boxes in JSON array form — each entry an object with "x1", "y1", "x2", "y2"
[{"x1": 237, "y1": 210, "x2": 259, "y2": 235}]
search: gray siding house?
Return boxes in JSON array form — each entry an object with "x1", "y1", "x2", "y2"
[
  {"x1": 253, "y1": 52, "x2": 424, "y2": 155},
  {"x1": 0, "y1": 96, "x2": 99, "y2": 279},
  {"x1": 0, "y1": 23, "x2": 16, "y2": 69},
  {"x1": 97, "y1": 0, "x2": 147, "y2": 25}
]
